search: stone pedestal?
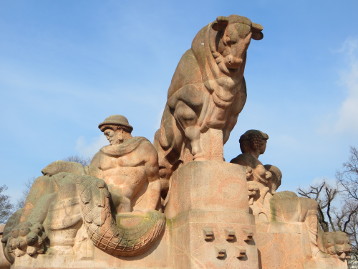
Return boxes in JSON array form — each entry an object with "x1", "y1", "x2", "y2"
[
  {"x1": 256, "y1": 222, "x2": 349, "y2": 269},
  {"x1": 10, "y1": 230, "x2": 170, "y2": 269},
  {"x1": 256, "y1": 222, "x2": 312, "y2": 269},
  {"x1": 165, "y1": 160, "x2": 259, "y2": 269}
]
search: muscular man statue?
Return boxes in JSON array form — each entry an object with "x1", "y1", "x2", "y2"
[
  {"x1": 89, "y1": 115, "x2": 161, "y2": 212},
  {"x1": 2, "y1": 115, "x2": 164, "y2": 260}
]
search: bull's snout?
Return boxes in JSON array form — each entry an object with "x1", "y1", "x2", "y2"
[{"x1": 225, "y1": 54, "x2": 243, "y2": 69}]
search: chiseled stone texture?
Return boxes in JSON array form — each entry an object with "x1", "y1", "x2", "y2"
[
  {"x1": 11, "y1": 230, "x2": 170, "y2": 269},
  {"x1": 165, "y1": 161, "x2": 259, "y2": 269},
  {"x1": 0, "y1": 14, "x2": 350, "y2": 269},
  {"x1": 256, "y1": 222, "x2": 312, "y2": 269},
  {"x1": 256, "y1": 222, "x2": 349, "y2": 269},
  {"x1": 0, "y1": 225, "x2": 11, "y2": 269},
  {"x1": 154, "y1": 15, "x2": 264, "y2": 181}
]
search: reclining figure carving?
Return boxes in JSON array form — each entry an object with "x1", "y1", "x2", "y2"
[
  {"x1": 271, "y1": 191, "x2": 351, "y2": 260},
  {"x1": 231, "y1": 130, "x2": 351, "y2": 261},
  {"x1": 1, "y1": 115, "x2": 165, "y2": 263},
  {"x1": 154, "y1": 15, "x2": 263, "y2": 185},
  {"x1": 319, "y1": 231, "x2": 351, "y2": 260}
]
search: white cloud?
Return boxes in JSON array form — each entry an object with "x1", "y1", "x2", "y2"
[
  {"x1": 310, "y1": 177, "x2": 337, "y2": 187},
  {"x1": 335, "y1": 38, "x2": 358, "y2": 133},
  {"x1": 75, "y1": 135, "x2": 108, "y2": 159}
]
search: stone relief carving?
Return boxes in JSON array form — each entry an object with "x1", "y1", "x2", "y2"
[
  {"x1": 154, "y1": 15, "x2": 264, "y2": 186},
  {"x1": 231, "y1": 130, "x2": 281, "y2": 222},
  {"x1": 1, "y1": 115, "x2": 165, "y2": 263},
  {"x1": 231, "y1": 129, "x2": 351, "y2": 262},
  {"x1": 319, "y1": 231, "x2": 351, "y2": 260},
  {"x1": 271, "y1": 191, "x2": 351, "y2": 260}
]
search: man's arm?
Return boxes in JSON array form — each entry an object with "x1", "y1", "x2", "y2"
[{"x1": 141, "y1": 142, "x2": 161, "y2": 211}]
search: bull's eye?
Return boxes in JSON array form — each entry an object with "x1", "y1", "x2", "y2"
[
  {"x1": 236, "y1": 24, "x2": 251, "y2": 39},
  {"x1": 227, "y1": 33, "x2": 238, "y2": 45}
]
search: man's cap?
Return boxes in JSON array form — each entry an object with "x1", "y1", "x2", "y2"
[{"x1": 98, "y1": 115, "x2": 133, "y2": 132}]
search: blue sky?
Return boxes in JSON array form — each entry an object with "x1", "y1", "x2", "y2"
[{"x1": 0, "y1": 0, "x2": 357, "y2": 202}]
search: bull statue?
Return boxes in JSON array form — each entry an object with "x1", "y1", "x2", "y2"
[{"x1": 154, "y1": 15, "x2": 263, "y2": 186}]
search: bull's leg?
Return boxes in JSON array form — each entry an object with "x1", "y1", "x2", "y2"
[
  {"x1": 155, "y1": 115, "x2": 181, "y2": 173},
  {"x1": 173, "y1": 100, "x2": 202, "y2": 158},
  {"x1": 184, "y1": 126, "x2": 201, "y2": 157}
]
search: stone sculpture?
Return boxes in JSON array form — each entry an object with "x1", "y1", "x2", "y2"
[
  {"x1": 320, "y1": 231, "x2": 351, "y2": 260},
  {"x1": 1, "y1": 115, "x2": 165, "y2": 264},
  {"x1": 0, "y1": 15, "x2": 352, "y2": 269},
  {"x1": 231, "y1": 130, "x2": 281, "y2": 221},
  {"x1": 231, "y1": 129, "x2": 351, "y2": 268},
  {"x1": 90, "y1": 115, "x2": 161, "y2": 213},
  {"x1": 154, "y1": 15, "x2": 264, "y2": 184}
]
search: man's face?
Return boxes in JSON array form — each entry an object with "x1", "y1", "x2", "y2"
[
  {"x1": 259, "y1": 139, "x2": 267, "y2": 154},
  {"x1": 104, "y1": 127, "x2": 124, "y2": 145}
]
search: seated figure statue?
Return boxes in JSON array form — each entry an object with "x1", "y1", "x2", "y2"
[
  {"x1": 230, "y1": 130, "x2": 281, "y2": 221},
  {"x1": 1, "y1": 115, "x2": 165, "y2": 263},
  {"x1": 231, "y1": 129, "x2": 351, "y2": 261},
  {"x1": 89, "y1": 115, "x2": 161, "y2": 213}
]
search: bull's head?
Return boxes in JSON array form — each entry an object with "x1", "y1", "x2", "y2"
[{"x1": 211, "y1": 15, "x2": 263, "y2": 74}]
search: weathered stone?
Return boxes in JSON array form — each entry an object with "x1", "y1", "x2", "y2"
[
  {"x1": 1, "y1": 115, "x2": 165, "y2": 265},
  {"x1": 165, "y1": 161, "x2": 259, "y2": 269},
  {"x1": 231, "y1": 129, "x2": 350, "y2": 268},
  {"x1": 0, "y1": 15, "x2": 351, "y2": 269},
  {"x1": 154, "y1": 15, "x2": 263, "y2": 185},
  {"x1": 0, "y1": 225, "x2": 11, "y2": 269}
]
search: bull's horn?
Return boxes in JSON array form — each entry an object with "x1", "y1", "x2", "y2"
[{"x1": 251, "y1": 22, "x2": 264, "y2": 40}]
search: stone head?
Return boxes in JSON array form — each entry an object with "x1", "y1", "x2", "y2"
[
  {"x1": 239, "y1": 130, "x2": 269, "y2": 155},
  {"x1": 264, "y1": 165, "x2": 282, "y2": 193},
  {"x1": 99, "y1": 115, "x2": 133, "y2": 145},
  {"x1": 210, "y1": 15, "x2": 263, "y2": 74},
  {"x1": 322, "y1": 231, "x2": 351, "y2": 260}
]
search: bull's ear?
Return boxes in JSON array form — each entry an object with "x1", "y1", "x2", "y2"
[
  {"x1": 212, "y1": 16, "x2": 229, "y2": 31},
  {"x1": 251, "y1": 22, "x2": 264, "y2": 40}
]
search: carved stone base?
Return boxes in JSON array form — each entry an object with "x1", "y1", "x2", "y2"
[
  {"x1": 10, "y1": 230, "x2": 170, "y2": 269},
  {"x1": 2, "y1": 162, "x2": 349, "y2": 269},
  {"x1": 256, "y1": 222, "x2": 349, "y2": 269},
  {"x1": 165, "y1": 160, "x2": 259, "y2": 269}
]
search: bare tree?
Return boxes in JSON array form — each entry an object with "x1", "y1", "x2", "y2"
[
  {"x1": 337, "y1": 147, "x2": 358, "y2": 262},
  {"x1": 63, "y1": 155, "x2": 91, "y2": 166},
  {"x1": 298, "y1": 181, "x2": 338, "y2": 232},
  {"x1": 16, "y1": 177, "x2": 35, "y2": 210},
  {"x1": 0, "y1": 185, "x2": 13, "y2": 224}
]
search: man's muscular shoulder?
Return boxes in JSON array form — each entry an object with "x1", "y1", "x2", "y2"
[
  {"x1": 136, "y1": 137, "x2": 157, "y2": 154},
  {"x1": 135, "y1": 137, "x2": 158, "y2": 162}
]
